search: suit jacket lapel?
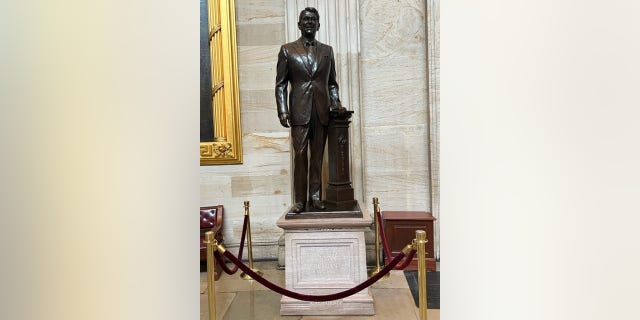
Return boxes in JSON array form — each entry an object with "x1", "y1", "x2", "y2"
[{"x1": 293, "y1": 40, "x2": 313, "y2": 75}]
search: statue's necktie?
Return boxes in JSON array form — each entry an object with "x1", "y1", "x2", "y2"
[{"x1": 305, "y1": 42, "x2": 316, "y2": 63}]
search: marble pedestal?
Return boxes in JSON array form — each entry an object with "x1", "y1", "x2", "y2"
[{"x1": 276, "y1": 201, "x2": 374, "y2": 316}]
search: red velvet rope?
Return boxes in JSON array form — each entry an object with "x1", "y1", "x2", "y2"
[
  {"x1": 213, "y1": 214, "x2": 249, "y2": 275},
  {"x1": 376, "y1": 210, "x2": 393, "y2": 259},
  {"x1": 376, "y1": 210, "x2": 416, "y2": 270},
  {"x1": 214, "y1": 251, "x2": 236, "y2": 274},
  {"x1": 394, "y1": 248, "x2": 417, "y2": 270},
  {"x1": 220, "y1": 247, "x2": 414, "y2": 302}
]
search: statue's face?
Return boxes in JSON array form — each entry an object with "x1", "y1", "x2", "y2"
[{"x1": 298, "y1": 11, "x2": 319, "y2": 38}]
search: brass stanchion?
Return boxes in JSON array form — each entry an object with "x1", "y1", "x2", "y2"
[
  {"x1": 240, "y1": 200, "x2": 263, "y2": 280},
  {"x1": 369, "y1": 197, "x2": 390, "y2": 280},
  {"x1": 204, "y1": 231, "x2": 217, "y2": 320},
  {"x1": 416, "y1": 230, "x2": 428, "y2": 320}
]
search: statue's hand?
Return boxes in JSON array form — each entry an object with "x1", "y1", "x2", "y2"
[
  {"x1": 331, "y1": 104, "x2": 348, "y2": 114},
  {"x1": 278, "y1": 113, "x2": 291, "y2": 128}
]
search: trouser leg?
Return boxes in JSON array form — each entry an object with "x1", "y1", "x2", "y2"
[
  {"x1": 291, "y1": 125, "x2": 309, "y2": 205},
  {"x1": 308, "y1": 111, "x2": 327, "y2": 201}
]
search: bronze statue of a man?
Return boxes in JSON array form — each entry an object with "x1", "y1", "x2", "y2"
[{"x1": 275, "y1": 7, "x2": 346, "y2": 213}]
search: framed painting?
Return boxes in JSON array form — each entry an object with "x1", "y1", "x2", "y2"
[{"x1": 200, "y1": 0, "x2": 242, "y2": 165}]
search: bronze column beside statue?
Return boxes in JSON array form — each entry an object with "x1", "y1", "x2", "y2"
[{"x1": 325, "y1": 109, "x2": 357, "y2": 209}]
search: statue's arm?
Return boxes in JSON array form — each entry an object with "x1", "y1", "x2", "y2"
[
  {"x1": 328, "y1": 47, "x2": 345, "y2": 112},
  {"x1": 275, "y1": 45, "x2": 290, "y2": 127}
]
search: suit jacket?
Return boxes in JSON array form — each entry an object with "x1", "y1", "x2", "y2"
[{"x1": 275, "y1": 38, "x2": 341, "y2": 126}]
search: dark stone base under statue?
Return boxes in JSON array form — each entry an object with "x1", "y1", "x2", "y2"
[{"x1": 285, "y1": 201, "x2": 363, "y2": 219}]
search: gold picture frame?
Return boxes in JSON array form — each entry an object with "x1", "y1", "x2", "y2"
[{"x1": 200, "y1": 0, "x2": 242, "y2": 165}]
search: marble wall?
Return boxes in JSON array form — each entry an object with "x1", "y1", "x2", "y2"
[
  {"x1": 360, "y1": 0, "x2": 430, "y2": 211},
  {"x1": 201, "y1": 0, "x2": 432, "y2": 259}
]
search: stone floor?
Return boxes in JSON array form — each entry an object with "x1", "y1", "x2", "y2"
[{"x1": 200, "y1": 261, "x2": 440, "y2": 320}]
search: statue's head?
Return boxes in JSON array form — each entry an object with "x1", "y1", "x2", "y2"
[{"x1": 298, "y1": 7, "x2": 320, "y2": 38}]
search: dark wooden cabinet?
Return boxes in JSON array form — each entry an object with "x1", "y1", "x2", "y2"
[{"x1": 382, "y1": 211, "x2": 436, "y2": 271}]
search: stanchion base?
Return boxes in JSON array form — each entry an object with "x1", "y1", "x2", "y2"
[{"x1": 240, "y1": 269, "x2": 263, "y2": 280}]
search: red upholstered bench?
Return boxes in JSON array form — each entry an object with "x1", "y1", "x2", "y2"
[{"x1": 200, "y1": 205, "x2": 224, "y2": 280}]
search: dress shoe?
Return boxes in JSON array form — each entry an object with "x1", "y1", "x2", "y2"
[
  {"x1": 310, "y1": 199, "x2": 326, "y2": 210},
  {"x1": 291, "y1": 202, "x2": 305, "y2": 213}
]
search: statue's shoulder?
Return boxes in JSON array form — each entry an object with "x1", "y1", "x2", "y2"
[
  {"x1": 282, "y1": 40, "x2": 301, "y2": 49},
  {"x1": 316, "y1": 41, "x2": 333, "y2": 52},
  {"x1": 281, "y1": 39, "x2": 333, "y2": 52}
]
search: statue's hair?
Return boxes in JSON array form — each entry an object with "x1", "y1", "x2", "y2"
[{"x1": 299, "y1": 7, "x2": 319, "y2": 22}]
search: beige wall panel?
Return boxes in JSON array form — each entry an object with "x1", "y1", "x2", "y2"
[
  {"x1": 238, "y1": 63, "x2": 278, "y2": 91},
  {"x1": 365, "y1": 174, "x2": 430, "y2": 211},
  {"x1": 361, "y1": 56, "x2": 428, "y2": 128},
  {"x1": 236, "y1": 24, "x2": 285, "y2": 46},
  {"x1": 241, "y1": 109, "x2": 284, "y2": 133},
  {"x1": 363, "y1": 124, "x2": 429, "y2": 175},
  {"x1": 200, "y1": 132, "x2": 289, "y2": 176},
  {"x1": 231, "y1": 174, "x2": 289, "y2": 198},
  {"x1": 200, "y1": 175, "x2": 233, "y2": 204},
  {"x1": 235, "y1": 0, "x2": 285, "y2": 25},
  {"x1": 239, "y1": 89, "x2": 276, "y2": 113},
  {"x1": 237, "y1": 45, "x2": 281, "y2": 65},
  {"x1": 360, "y1": 0, "x2": 426, "y2": 60},
  {"x1": 240, "y1": 90, "x2": 285, "y2": 133}
]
